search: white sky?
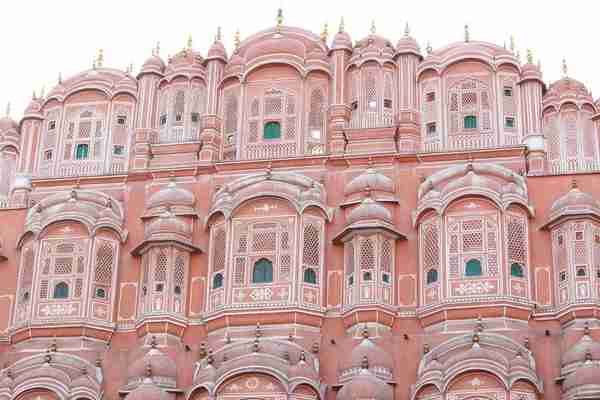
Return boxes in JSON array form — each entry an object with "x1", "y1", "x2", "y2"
[{"x1": 1, "y1": 0, "x2": 598, "y2": 119}]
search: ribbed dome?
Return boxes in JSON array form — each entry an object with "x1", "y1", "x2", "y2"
[
  {"x1": 125, "y1": 378, "x2": 168, "y2": 400},
  {"x1": 395, "y1": 26, "x2": 421, "y2": 58},
  {"x1": 338, "y1": 370, "x2": 393, "y2": 400},
  {"x1": 129, "y1": 347, "x2": 177, "y2": 382},
  {"x1": 147, "y1": 181, "x2": 195, "y2": 210},
  {"x1": 140, "y1": 54, "x2": 165, "y2": 76},
  {"x1": 332, "y1": 30, "x2": 352, "y2": 51},
  {"x1": 563, "y1": 362, "x2": 600, "y2": 392},
  {"x1": 289, "y1": 354, "x2": 319, "y2": 381},
  {"x1": 347, "y1": 336, "x2": 393, "y2": 371},
  {"x1": 448, "y1": 342, "x2": 507, "y2": 367},
  {"x1": 547, "y1": 77, "x2": 590, "y2": 98},
  {"x1": 347, "y1": 198, "x2": 392, "y2": 225},
  {"x1": 207, "y1": 40, "x2": 228, "y2": 61},
  {"x1": 345, "y1": 168, "x2": 394, "y2": 197},
  {"x1": 521, "y1": 62, "x2": 543, "y2": 82},
  {"x1": 24, "y1": 97, "x2": 43, "y2": 116},
  {"x1": 0, "y1": 116, "x2": 18, "y2": 133},
  {"x1": 550, "y1": 186, "x2": 600, "y2": 218},
  {"x1": 146, "y1": 212, "x2": 191, "y2": 240},
  {"x1": 562, "y1": 333, "x2": 600, "y2": 367}
]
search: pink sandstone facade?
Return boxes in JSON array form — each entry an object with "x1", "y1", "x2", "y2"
[{"x1": 1, "y1": 13, "x2": 600, "y2": 400}]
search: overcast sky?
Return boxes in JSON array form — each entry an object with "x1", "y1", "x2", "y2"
[{"x1": 1, "y1": 0, "x2": 598, "y2": 119}]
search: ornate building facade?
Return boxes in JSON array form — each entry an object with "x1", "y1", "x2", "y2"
[{"x1": 0, "y1": 12, "x2": 599, "y2": 400}]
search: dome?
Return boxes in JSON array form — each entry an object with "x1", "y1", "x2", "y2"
[
  {"x1": 563, "y1": 362, "x2": 600, "y2": 392},
  {"x1": 521, "y1": 62, "x2": 543, "y2": 83},
  {"x1": 448, "y1": 342, "x2": 508, "y2": 368},
  {"x1": 545, "y1": 184, "x2": 600, "y2": 229},
  {"x1": 24, "y1": 96, "x2": 43, "y2": 117},
  {"x1": 0, "y1": 115, "x2": 18, "y2": 133},
  {"x1": 71, "y1": 370, "x2": 97, "y2": 390},
  {"x1": 140, "y1": 54, "x2": 165, "y2": 76},
  {"x1": 562, "y1": 332, "x2": 600, "y2": 367},
  {"x1": 547, "y1": 77, "x2": 590, "y2": 98},
  {"x1": 395, "y1": 25, "x2": 421, "y2": 58},
  {"x1": 125, "y1": 378, "x2": 169, "y2": 400},
  {"x1": 347, "y1": 197, "x2": 392, "y2": 225},
  {"x1": 345, "y1": 168, "x2": 394, "y2": 197},
  {"x1": 347, "y1": 335, "x2": 393, "y2": 371},
  {"x1": 428, "y1": 40, "x2": 515, "y2": 60},
  {"x1": 146, "y1": 212, "x2": 191, "y2": 240},
  {"x1": 147, "y1": 181, "x2": 195, "y2": 211},
  {"x1": 129, "y1": 347, "x2": 177, "y2": 382},
  {"x1": 207, "y1": 40, "x2": 228, "y2": 62},
  {"x1": 289, "y1": 353, "x2": 319, "y2": 381},
  {"x1": 331, "y1": 30, "x2": 352, "y2": 51},
  {"x1": 338, "y1": 370, "x2": 393, "y2": 400}
]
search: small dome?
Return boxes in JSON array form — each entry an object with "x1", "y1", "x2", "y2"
[
  {"x1": 345, "y1": 168, "x2": 394, "y2": 197},
  {"x1": 562, "y1": 333, "x2": 600, "y2": 367},
  {"x1": 547, "y1": 77, "x2": 590, "y2": 98},
  {"x1": 289, "y1": 353, "x2": 319, "y2": 381},
  {"x1": 207, "y1": 40, "x2": 228, "y2": 62},
  {"x1": 0, "y1": 115, "x2": 18, "y2": 133},
  {"x1": 332, "y1": 30, "x2": 352, "y2": 51},
  {"x1": 306, "y1": 45, "x2": 328, "y2": 61},
  {"x1": 140, "y1": 55, "x2": 165, "y2": 76},
  {"x1": 71, "y1": 370, "x2": 97, "y2": 390},
  {"x1": 355, "y1": 33, "x2": 394, "y2": 52},
  {"x1": 24, "y1": 97, "x2": 43, "y2": 116},
  {"x1": 563, "y1": 362, "x2": 600, "y2": 392},
  {"x1": 146, "y1": 212, "x2": 191, "y2": 240},
  {"x1": 338, "y1": 370, "x2": 393, "y2": 400},
  {"x1": 521, "y1": 62, "x2": 542, "y2": 83},
  {"x1": 129, "y1": 347, "x2": 177, "y2": 382},
  {"x1": 449, "y1": 342, "x2": 508, "y2": 368},
  {"x1": 395, "y1": 26, "x2": 421, "y2": 58},
  {"x1": 347, "y1": 198, "x2": 392, "y2": 226},
  {"x1": 549, "y1": 185, "x2": 600, "y2": 222},
  {"x1": 147, "y1": 181, "x2": 195, "y2": 211},
  {"x1": 347, "y1": 335, "x2": 393, "y2": 371},
  {"x1": 125, "y1": 378, "x2": 168, "y2": 400}
]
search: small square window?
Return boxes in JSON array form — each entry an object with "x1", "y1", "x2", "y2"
[
  {"x1": 174, "y1": 286, "x2": 182, "y2": 295},
  {"x1": 191, "y1": 113, "x2": 199, "y2": 123},
  {"x1": 368, "y1": 100, "x2": 377, "y2": 109},
  {"x1": 227, "y1": 134, "x2": 235, "y2": 144},
  {"x1": 351, "y1": 101, "x2": 358, "y2": 111},
  {"x1": 576, "y1": 266, "x2": 587, "y2": 277},
  {"x1": 159, "y1": 115, "x2": 167, "y2": 126},
  {"x1": 426, "y1": 122, "x2": 437, "y2": 135},
  {"x1": 175, "y1": 114, "x2": 183, "y2": 122},
  {"x1": 503, "y1": 87, "x2": 513, "y2": 97},
  {"x1": 597, "y1": 268, "x2": 600, "y2": 279},
  {"x1": 382, "y1": 273, "x2": 390, "y2": 284},
  {"x1": 95, "y1": 287, "x2": 107, "y2": 298},
  {"x1": 48, "y1": 120, "x2": 56, "y2": 131},
  {"x1": 558, "y1": 235, "x2": 564, "y2": 246},
  {"x1": 44, "y1": 150, "x2": 53, "y2": 161},
  {"x1": 117, "y1": 115, "x2": 127, "y2": 125},
  {"x1": 576, "y1": 231, "x2": 584, "y2": 241},
  {"x1": 426, "y1": 92, "x2": 435, "y2": 102},
  {"x1": 155, "y1": 283, "x2": 164, "y2": 292},
  {"x1": 363, "y1": 271, "x2": 373, "y2": 281},
  {"x1": 384, "y1": 99, "x2": 392, "y2": 109},
  {"x1": 505, "y1": 117, "x2": 515, "y2": 128},
  {"x1": 113, "y1": 145, "x2": 125, "y2": 156},
  {"x1": 348, "y1": 275, "x2": 354, "y2": 285},
  {"x1": 560, "y1": 271, "x2": 567, "y2": 282}
]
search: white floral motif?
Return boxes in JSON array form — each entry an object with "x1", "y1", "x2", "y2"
[
  {"x1": 249, "y1": 287, "x2": 273, "y2": 301},
  {"x1": 40, "y1": 303, "x2": 77, "y2": 316},
  {"x1": 455, "y1": 281, "x2": 495, "y2": 295}
]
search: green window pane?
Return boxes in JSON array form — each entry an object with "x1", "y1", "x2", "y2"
[
  {"x1": 253, "y1": 258, "x2": 273, "y2": 283},
  {"x1": 426, "y1": 269, "x2": 438, "y2": 284},
  {"x1": 263, "y1": 121, "x2": 281, "y2": 139},
  {"x1": 510, "y1": 263, "x2": 524, "y2": 278},
  {"x1": 53, "y1": 282, "x2": 69, "y2": 299},
  {"x1": 75, "y1": 143, "x2": 89, "y2": 160},
  {"x1": 303, "y1": 268, "x2": 317, "y2": 284},
  {"x1": 465, "y1": 259, "x2": 482, "y2": 277},
  {"x1": 213, "y1": 273, "x2": 224, "y2": 289},
  {"x1": 464, "y1": 115, "x2": 477, "y2": 129}
]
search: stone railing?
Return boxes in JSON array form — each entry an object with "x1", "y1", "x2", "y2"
[
  {"x1": 547, "y1": 159, "x2": 600, "y2": 175},
  {"x1": 245, "y1": 142, "x2": 297, "y2": 160},
  {"x1": 35, "y1": 162, "x2": 127, "y2": 179},
  {"x1": 153, "y1": 127, "x2": 200, "y2": 144},
  {"x1": 349, "y1": 112, "x2": 394, "y2": 129}
]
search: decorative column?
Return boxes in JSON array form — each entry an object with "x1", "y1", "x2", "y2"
[
  {"x1": 328, "y1": 18, "x2": 352, "y2": 155},
  {"x1": 519, "y1": 50, "x2": 545, "y2": 175}
]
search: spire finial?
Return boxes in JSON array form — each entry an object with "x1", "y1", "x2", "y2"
[
  {"x1": 97, "y1": 49, "x2": 104, "y2": 68},
  {"x1": 215, "y1": 26, "x2": 222, "y2": 43},
  {"x1": 145, "y1": 362, "x2": 152, "y2": 377},
  {"x1": 571, "y1": 178, "x2": 578, "y2": 190},
  {"x1": 510, "y1": 35, "x2": 515, "y2": 53},
  {"x1": 234, "y1": 29, "x2": 241, "y2": 50},
  {"x1": 361, "y1": 324, "x2": 369, "y2": 339},
  {"x1": 464, "y1": 24, "x2": 470, "y2": 42},
  {"x1": 156, "y1": 41, "x2": 161, "y2": 56},
  {"x1": 276, "y1": 8, "x2": 284, "y2": 29},
  {"x1": 516, "y1": 50, "x2": 521, "y2": 63},
  {"x1": 404, "y1": 22, "x2": 410, "y2": 37},
  {"x1": 32, "y1": 90, "x2": 37, "y2": 100},
  {"x1": 370, "y1": 19, "x2": 376, "y2": 35},
  {"x1": 339, "y1": 16, "x2": 345, "y2": 34},
  {"x1": 527, "y1": 49, "x2": 533, "y2": 64},
  {"x1": 361, "y1": 355, "x2": 369, "y2": 370},
  {"x1": 426, "y1": 41, "x2": 433, "y2": 55},
  {"x1": 562, "y1": 57, "x2": 568, "y2": 77},
  {"x1": 187, "y1": 34, "x2": 193, "y2": 50},
  {"x1": 40, "y1": 86, "x2": 45, "y2": 98},
  {"x1": 584, "y1": 321, "x2": 590, "y2": 335},
  {"x1": 58, "y1": 72, "x2": 62, "y2": 84},
  {"x1": 4, "y1": 102, "x2": 10, "y2": 117},
  {"x1": 321, "y1": 22, "x2": 328, "y2": 42}
]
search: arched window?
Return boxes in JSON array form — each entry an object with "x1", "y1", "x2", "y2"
[
  {"x1": 426, "y1": 268, "x2": 438, "y2": 284},
  {"x1": 263, "y1": 121, "x2": 281, "y2": 140},
  {"x1": 464, "y1": 115, "x2": 477, "y2": 129},
  {"x1": 303, "y1": 268, "x2": 317, "y2": 284},
  {"x1": 53, "y1": 282, "x2": 69, "y2": 299},
  {"x1": 510, "y1": 263, "x2": 524, "y2": 278},
  {"x1": 252, "y1": 259, "x2": 273, "y2": 283},
  {"x1": 465, "y1": 259, "x2": 482, "y2": 277},
  {"x1": 213, "y1": 273, "x2": 224, "y2": 289}
]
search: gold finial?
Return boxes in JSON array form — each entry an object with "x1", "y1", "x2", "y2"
[
  {"x1": 339, "y1": 16, "x2": 345, "y2": 33},
  {"x1": 562, "y1": 57, "x2": 568, "y2": 77},
  {"x1": 404, "y1": 22, "x2": 410, "y2": 37},
  {"x1": 97, "y1": 49, "x2": 104, "y2": 68},
  {"x1": 321, "y1": 22, "x2": 328, "y2": 42},
  {"x1": 510, "y1": 35, "x2": 515, "y2": 53},
  {"x1": 426, "y1": 41, "x2": 433, "y2": 55},
  {"x1": 370, "y1": 19, "x2": 376, "y2": 35},
  {"x1": 5, "y1": 102, "x2": 10, "y2": 117},
  {"x1": 464, "y1": 24, "x2": 470, "y2": 42},
  {"x1": 215, "y1": 26, "x2": 222, "y2": 43},
  {"x1": 276, "y1": 8, "x2": 284, "y2": 29},
  {"x1": 187, "y1": 34, "x2": 193, "y2": 50},
  {"x1": 234, "y1": 29, "x2": 241, "y2": 49},
  {"x1": 526, "y1": 49, "x2": 533, "y2": 64}
]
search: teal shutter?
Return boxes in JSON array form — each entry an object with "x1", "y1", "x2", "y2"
[
  {"x1": 263, "y1": 122, "x2": 281, "y2": 139},
  {"x1": 464, "y1": 115, "x2": 477, "y2": 129},
  {"x1": 53, "y1": 282, "x2": 70, "y2": 299},
  {"x1": 253, "y1": 259, "x2": 273, "y2": 283},
  {"x1": 76, "y1": 144, "x2": 89, "y2": 160},
  {"x1": 510, "y1": 263, "x2": 524, "y2": 278},
  {"x1": 426, "y1": 269, "x2": 438, "y2": 284},
  {"x1": 303, "y1": 268, "x2": 317, "y2": 284},
  {"x1": 465, "y1": 259, "x2": 482, "y2": 277}
]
